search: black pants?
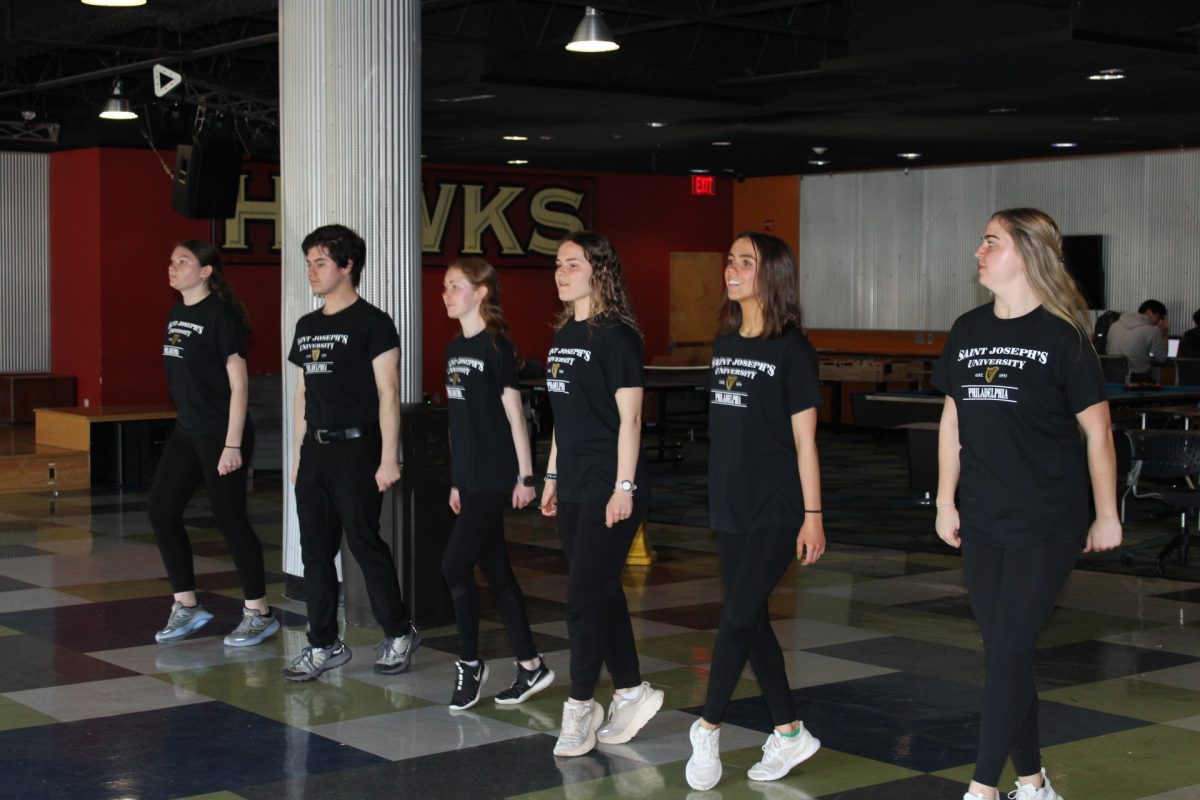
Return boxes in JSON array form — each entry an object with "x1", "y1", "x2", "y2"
[
  {"x1": 295, "y1": 432, "x2": 410, "y2": 648},
  {"x1": 558, "y1": 491, "x2": 649, "y2": 701},
  {"x1": 149, "y1": 425, "x2": 266, "y2": 600},
  {"x1": 441, "y1": 490, "x2": 537, "y2": 663},
  {"x1": 961, "y1": 535, "x2": 1080, "y2": 787},
  {"x1": 702, "y1": 527, "x2": 798, "y2": 726}
]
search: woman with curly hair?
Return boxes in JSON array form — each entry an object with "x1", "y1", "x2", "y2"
[{"x1": 540, "y1": 230, "x2": 663, "y2": 757}]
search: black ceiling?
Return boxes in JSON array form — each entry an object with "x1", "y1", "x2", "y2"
[{"x1": 2, "y1": 0, "x2": 1199, "y2": 175}]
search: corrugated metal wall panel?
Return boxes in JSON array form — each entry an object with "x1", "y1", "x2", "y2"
[
  {"x1": 0, "y1": 152, "x2": 50, "y2": 372},
  {"x1": 801, "y1": 151, "x2": 1200, "y2": 333}
]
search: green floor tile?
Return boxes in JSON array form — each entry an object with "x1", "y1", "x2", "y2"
[
  {"x1": 1039, "y1": 676, "x2": 1200, "y2": 723},
  {"x1": 151, "y1": 659, "x2": 433, "y2": 726},
  {"x1": 771, "y1": 592, "x2": 984, "y2": 650},
  {"x1": 57, "y1": 577, "x2": 174, "y2": 601},
  {"x1": 1036, "y1": 606, "x2": 1157, "y2": 648},
  {"x1": 647, "y1": 665, "x2": 762, "y2": 710},
  {"x1": 0, "y1": 625, "x2": 20, "y2": 637},
  {"x1": 631, "y1": 630, "x2": 722, "y2": 666},
  {"x1": 0, "y1": 695, "x2": 58, "y2": 732}
]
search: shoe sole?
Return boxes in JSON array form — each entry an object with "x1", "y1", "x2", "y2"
[
  {"x1": 223, "y1": 617, "x2": 281, "y2": 648},
  {"x1": 282, "y1": 648, "x2": 352, "y2": 682},
  {"x1": 375, "y1": 629, "x2": 422, "y2": 675},
  {"x1": 596, "y1": 689, "x2": 664, "y2": 744},
  {"x1": 553, "y1": 703, "x2": 601, "y2": 757},
  {"x1": 449, "y1": 663, "x2": 489, "y2": 711},
  {"x1": 747, "y1": 736, "x2": 821, "y2": 782},
  {"x1": 154, "y1": 612, "x2": 214, "y2": 644},
  {"x1": 495, "y1": 667, "x2": 555, "y2": 705}
]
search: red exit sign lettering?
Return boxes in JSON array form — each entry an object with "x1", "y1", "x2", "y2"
[{"x1": 691, "y1": 175, "x2": 715, "y2": 196}]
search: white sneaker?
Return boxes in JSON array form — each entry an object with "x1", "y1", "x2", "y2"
[
  {"x1": 747, "y1": 723, "x2": 821, "y2": 782},
  {"x1": 964, "y1": 794, "x2": 988, "y2": 800},
  {"x1": 554, "y1": 699, "x2": 604, "y2": 757},
  {"x1": 685, "y1": 719, "x2": 722, "y2": 790},
  {"x1": 595, "y1": 682, "x2": 664, "y2": 744},
  {"x1": 1008, "y1": 769, "x2": 1062, "y2": 800}
]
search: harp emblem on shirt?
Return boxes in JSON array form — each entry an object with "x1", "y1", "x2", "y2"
[
  {"x1": 985, "y1": 366, "x2": 999, "y2": 383},
  {"x1": 311, "y1": 349, "x2": 320, "y2": 362},
  {"x1": 450, "y1": 373, "x2": 460, "y2": 385},
  {"x1": 170, "y1": 334, "x2": 181, "y2": 345},
  {"x1": 724, "y1": 375, "x2": 736, "y2": 390},
  {"x1": 551, "y1": 363, "x2": 561, "y2": 378}
]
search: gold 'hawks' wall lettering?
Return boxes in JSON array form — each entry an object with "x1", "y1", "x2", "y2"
[{"x1": 218, "y1": 165, "x2": 592, "y2": 268}]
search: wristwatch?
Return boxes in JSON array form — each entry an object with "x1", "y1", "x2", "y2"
[
  {"x1": 520, "y1": 475, "x2": 536, "y2": 487},
  {"x1": 614, "y1": 479, "x2": 637, "y2": 494}
]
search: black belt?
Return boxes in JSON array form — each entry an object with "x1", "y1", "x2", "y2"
[{"x1": 307, "y1": 424, "x2": 377, "y2": 444}]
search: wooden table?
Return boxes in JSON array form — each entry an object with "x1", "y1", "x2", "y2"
[{"x1": 35, "y1": 406, "x2": 176, "y2": 487}]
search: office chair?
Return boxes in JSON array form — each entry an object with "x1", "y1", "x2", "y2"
[{"x1": 1120, "y1": 429, "x2": 1200, "y2": 576}]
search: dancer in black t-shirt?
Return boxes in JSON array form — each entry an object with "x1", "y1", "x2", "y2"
[
  {"x1": 149, "y1": 240, "x2": 278, "y2": 648},
  {"x1": 933, "y1": 208, "x2": 1121, "y2": 800},
  {"x1": 440, "y1": 258, "x2": 554, "y2": 710},
  {"x1": 539, "y1": 231, "x2": 663, "y2": 757},
  {"x1": 283, "y1": 225, "x2": 417, "y2": 682},
  {"x1": 685, "y1": 232, "x2": 826, "y2": 791}
]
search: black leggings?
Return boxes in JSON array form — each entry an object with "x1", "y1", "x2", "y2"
[
  {"x1": 961, "y1": 535, "x2": 1080, "y2": 787},
  {"x1": 702, "y1": 527, "x2": 798, "y2": 726},
  {"x1": 149, "y1": 426, "x2": 266, "y2": 600},
  {"x1": 441, "y1": 490, "x2": 537, "y2": 663},
  {"x1": 558, "y1": 492, "x2": 649, "y2": 701}
]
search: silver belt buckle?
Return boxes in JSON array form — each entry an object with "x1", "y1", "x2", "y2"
[{"x1": 315, "y1": 429, "x2": 331, "y2": 444}]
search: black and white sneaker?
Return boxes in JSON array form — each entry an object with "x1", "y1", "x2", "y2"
[
  {"x1": 449, "y1": 659, "x2": 488, "y2": 710},
  {"x1": 495, "y1": 656, "x2": 555, "y2": 705}
]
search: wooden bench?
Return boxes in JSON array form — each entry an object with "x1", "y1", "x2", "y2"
[{"x1": 35, "y1": 406, "x2": 176, "y2": 488}]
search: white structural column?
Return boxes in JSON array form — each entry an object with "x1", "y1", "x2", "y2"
[{"x1": 278, "y1": 0, "x2": 422, "y2": 582}]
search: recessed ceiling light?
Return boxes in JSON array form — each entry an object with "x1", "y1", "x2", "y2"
[
  {"x1": 711, "y1": 140, "x2": 732, "y2": 146},
  {"x1": 808, "y1": 159, "x2": 830, "y2": 166},
  {"x1": 502, "y1": 135, "x2": 528, "y2": 141},
  {"x1": 988, "y1": 107, "x2": 1017, "y2": 114},
  {"x1": 646, "y1": 121, "x2": 668, "y2": 128},
  {"x1": 538, "y1": 135, "x2": 555, "y2": 141},
  {"x1": 1050, "y1": 142, "x2": 1078, "y2": 148},
  {"x1": 507, "y1": 159, "x2": 529, "y2": 165},
  {"x1": 689, "y1": 168, "x2": 710, "y2": 174},
  {"x1": 611, "y1": 134, "x2": 623, "y2": 139},
  {"x1": 82, "y1": 0, "x2": 146, "y2": 5},
  {"x1": 434, "y1": 94, "x2": 495, "y2": 104},
  {"x1": 1088, "y1": 68, "x2": 1125, "y2": 81},
  {"x1": 1092, "y1": 115, "x2": 1120, "y2": 123},
  {"x1": 898, "y1": 152, "x2": 922, "y2": 160},
  {"x1": 811, "y1": 146, "x2": 828, "y2": 155}
]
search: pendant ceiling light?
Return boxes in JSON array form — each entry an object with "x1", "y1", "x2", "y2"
[
  {"x1": 81, "y1": 0, "x2": 147, "y2": 6},
  {"x1": 99, "y1": 79, "x2": 138, "y2": 120},
  {"x1": 565, "y1": 6, "x2": 619, "y2": 53}
]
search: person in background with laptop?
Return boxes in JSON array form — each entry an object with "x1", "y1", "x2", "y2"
[{"x1": 1107, "y1": 299, "x2": 1168, "y2": 382}]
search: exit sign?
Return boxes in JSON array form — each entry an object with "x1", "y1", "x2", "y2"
[{"x1": 691, "y1": 175, "x2": 715, "y2": 196}]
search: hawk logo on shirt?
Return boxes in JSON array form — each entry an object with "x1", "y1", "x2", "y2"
[
  {"x1": 985, "y1": 366, "x2": 999, "y2": 383},
  {"x1": 724, "y1": 375, "x2": 737, "y2": 390}
]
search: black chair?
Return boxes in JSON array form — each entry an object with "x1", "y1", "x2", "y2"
[
  {"x1": 1099, "y1": 355, "x2": 1130, "y2": 384},
  {"x1": 1175, "y1": 358, "x2": 1200, "y2": 386},
  {"x1": 1120, "y1": 429, "x2": 1200, "y2": 576}
]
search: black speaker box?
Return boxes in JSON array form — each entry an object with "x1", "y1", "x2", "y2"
[{"x1": 171, "y1": 144, "x2": 243, "y2": 219}]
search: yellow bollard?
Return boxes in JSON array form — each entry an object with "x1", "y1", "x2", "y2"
[{"x1": 625, "y1": 522, "x2": 655, "y2": 566}]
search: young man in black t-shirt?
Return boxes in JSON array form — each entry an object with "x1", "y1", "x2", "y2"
[{"x1": 282, "y1": 224, "x2": 418, "y2": 682}]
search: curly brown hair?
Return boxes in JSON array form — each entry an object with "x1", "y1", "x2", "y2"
[
  {"x1": 717, "y1": 231, "x2": 801, "y2": 338},
  {"x1": 552, "y1": 230, "x2": 642, "y2": 336}
]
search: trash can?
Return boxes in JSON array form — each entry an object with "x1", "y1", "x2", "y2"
[{"x1": 341, "y1": 403, "x2": 456, "y2": 628}]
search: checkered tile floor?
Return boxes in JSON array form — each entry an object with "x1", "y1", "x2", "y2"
[{"x1": 1, "y1": 462, "x2": 1199, "y2": 799}]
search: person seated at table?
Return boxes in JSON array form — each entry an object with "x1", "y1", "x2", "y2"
[
  {"x1": 1107, "y1": 299, "x2": 1168, "y2": 381},
  {"x1": 1178, "y1": 307, "x2": 1200, "y2": 359}
]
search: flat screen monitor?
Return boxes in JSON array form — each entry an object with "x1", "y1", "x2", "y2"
[
  {"x1": 1168, "y1": 336, "x2": 1181, "y2": 359},
  {"x1": 1062, "y1": 234, "x2": 1104, "y2": 309}
]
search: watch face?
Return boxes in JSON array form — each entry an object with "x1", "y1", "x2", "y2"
[{"x1": 619, "y1": 480, "x2": 634, "y2": 491}]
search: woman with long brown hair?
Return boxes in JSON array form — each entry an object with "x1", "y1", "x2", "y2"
[
  {"x1": 440, "y1": 257, "x2": 553, "y2": 710},
  {"x1": 685, "y1": 232, "x2": 825, "y2": 791},
  {"x1": 149, "y1": 240, "x2": 277, "y2": 647},
  {"x1": 539, "y1": 230, "x2": 663, "y2": 757},
  {"x1": 934, "y1": 208, "x2": 1120, "y2": 800}
]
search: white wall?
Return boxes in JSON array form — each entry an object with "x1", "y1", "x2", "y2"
[
  {"x1": 0, "y1": 152, "x2": 50, "y2": 371},
  {"x1": 799, "y1": 150, "x2": 1200, "y2": 333}
]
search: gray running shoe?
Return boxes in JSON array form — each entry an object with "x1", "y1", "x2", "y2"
[
  {"x1": 282, "y1": 640, "x2": 352, "y2": 681},
  {"x1": 154, "y1": 602, "x2": 214, "y2": 644},
  {"x1": 375, "y1": 624, "x2": 421, "y2": 674},
  {"x1": 223, "y1": 607, "x2": 281, "y2": 647}
]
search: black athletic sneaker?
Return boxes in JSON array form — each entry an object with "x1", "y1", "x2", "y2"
[
  {"x1": 494, "y1": 657, "x2": 555, "y2": 705},
  {"x1": 449, "y1": 659, "x2": 488, "y2": 710}
]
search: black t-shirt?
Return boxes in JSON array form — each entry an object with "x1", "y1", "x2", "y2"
[
  {"x1": 288, "y1": 298, "x2": 400, "y2": 429},
  {"x1": 707, "y1": 328, "x2": 822, "y2": 533},
  {"x1": 446, "y1": 331, "x2": 520, "y2": 492},
  {"x1": 162, "y1": 294, "x2": 247, "y2": 435},
  {"x1": 932, "y1": 303, "x2": 1107, "y2": 547},
  {"x1": 546, "y1": 315, "x2": 645, "y2": 502}
]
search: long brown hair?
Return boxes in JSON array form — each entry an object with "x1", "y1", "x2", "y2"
[
  {"x1": 717, "y1": 231, "x2": 802, "y2": 338},
  {"x1": 177, "y1": 239, "x2": 251, "y2": 335},
  {"x1": 552, "y1": 230, "x2": 641, "y2": 335},
  {"x1": 989, "y1": 209, "x2": 1090, "y2": 337},
  {"x1": 448, "y1": 257, "x2": 511, "y2": 344}
]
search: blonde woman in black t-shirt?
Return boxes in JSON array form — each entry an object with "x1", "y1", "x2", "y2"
[
  {"x1": 440, "y1": 257, "x2": 553, "y2": 710},
  {"x1": 933, "y1": 208, "x2": 1121, "y2": 800},
  {"x1": 149, "y1": 240, "x2": 277, "y2": 648},
  {"x1": 539, "y1": 231, "x2": 664, "y2": 757},
  {"x1": 685, "y1": 232, "x2": 826, "y2": 791}
]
